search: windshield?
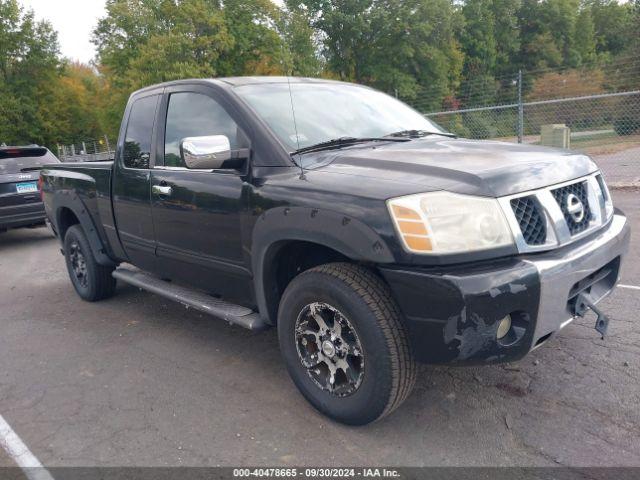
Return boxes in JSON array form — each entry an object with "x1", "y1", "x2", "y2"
[{"x1": 235, "y1": 82, "x2": 447, "y2": 151}]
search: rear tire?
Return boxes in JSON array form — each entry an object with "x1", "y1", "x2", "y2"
[
  {"x1": 278, "y1": 262, "x2": 416, "y2": 425},
  {"x1": 64, "y1": 224, "x2": 116, "y2": 301}
]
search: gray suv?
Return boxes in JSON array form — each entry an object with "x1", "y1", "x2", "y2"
[{"x1": 0, "y1": 145, "x2": 59, "y2": 232}]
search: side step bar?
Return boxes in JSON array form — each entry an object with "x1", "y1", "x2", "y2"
[{"x1": 112, "y1": 267, "x2": 268, "y2": 331}]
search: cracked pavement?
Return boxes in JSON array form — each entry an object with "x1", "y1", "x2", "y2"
[{"x1": 0, "y1": 191, "x2": 638, "y2": 467}]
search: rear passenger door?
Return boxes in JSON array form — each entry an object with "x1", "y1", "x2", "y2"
[
  {"x1": 149, "y1": 85, "x2": 252, "y2": 303},
  {"x1": 112, "y1": 92, "x2": 160, "y2": 273}
]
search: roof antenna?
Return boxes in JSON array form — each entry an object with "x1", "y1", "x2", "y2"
[{"x1": 286, "y1": 75, "x2": 305, "y2": 180}]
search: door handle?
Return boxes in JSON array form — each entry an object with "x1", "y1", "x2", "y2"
[{"x1": 152, "y1": 185, "x2": 172, "y2": 196}]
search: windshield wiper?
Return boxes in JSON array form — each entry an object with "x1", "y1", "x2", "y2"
[
  {"x1": 385, "y1": 129, "x2": 456, "y2": 139},
  {"x1": 291, "y1": 136, "x2": 409, "y2": 155}
]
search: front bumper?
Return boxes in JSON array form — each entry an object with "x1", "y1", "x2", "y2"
[
  {"x1": 379, "y1": 212, "x2": 630, "y2": 365},
  {"x1": 0, "y1": 202, "x2": 46, "y2": 230}
]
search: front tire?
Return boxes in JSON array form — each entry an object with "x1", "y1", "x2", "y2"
[
  {"x1": 64, "y1": 224, "x2": 116, "y2": 301},
  {"x1": 278, "y1": 263, "x2": 416, "y2": 425}
]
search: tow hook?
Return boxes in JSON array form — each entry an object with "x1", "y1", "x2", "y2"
[{"x1": 574, "y1": 292, "x2": 610, "y2": 339}]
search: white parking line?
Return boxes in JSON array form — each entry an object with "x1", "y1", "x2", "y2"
[
  {"x1": 619, "y1": 284, "x2": 640, "y2": 291},
  {"x1": 0, "y1": 414, "x2": 54, "y2": 480}
]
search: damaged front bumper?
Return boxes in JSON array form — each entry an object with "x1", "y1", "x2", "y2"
[{"x1": 379, "y1": 211, "x2": 630, "y2": 365}]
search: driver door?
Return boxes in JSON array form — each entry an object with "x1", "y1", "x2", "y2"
[{"x1": 150, "y1": 86, "x2": 252, "y2": 303}]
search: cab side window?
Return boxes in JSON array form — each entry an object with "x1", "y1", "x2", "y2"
[
  {"x1": 164, "y1": 92, "x2": 242, "y2": 168},
  {"x1": 123, "y1": 95, "x2": 159, "y2": 169}
]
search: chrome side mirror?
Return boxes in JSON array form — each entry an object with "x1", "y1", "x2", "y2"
[{"x1": 180, "y1": 135, "x2": 231, "y2": 169}]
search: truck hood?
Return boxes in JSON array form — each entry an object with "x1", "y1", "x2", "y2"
[{"x1": 306, "y1": 137, "x2": 598, "y2": 197}]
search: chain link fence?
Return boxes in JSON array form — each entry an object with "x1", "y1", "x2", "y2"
[
  {"x1": 425, "y1": 91, "x2": 640, "y2": 186},
  {"x1": 57, "y1": 135, "x2": 115, "y2": 162},
  {"x1": 419, "y1": 57, "x2": 640, "y2": 187}
]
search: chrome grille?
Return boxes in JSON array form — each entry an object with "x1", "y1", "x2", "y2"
[
  {"x1": 510, "y1": 196, "x2": 546, "y2": 245},
  {"x1": 551, "y1": 181, "x2": 592, "y2": 235},
  {"x1": 498, "y1": 172, "x2": 612, "y2": 254}
]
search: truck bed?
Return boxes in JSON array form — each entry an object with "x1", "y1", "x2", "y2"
[{"x1": 41, "y1": 160, "x2": 119, "y2": 265}]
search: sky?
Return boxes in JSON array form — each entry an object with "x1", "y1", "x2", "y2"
[
  {"x1": 19, "y1": 0, "x2": 107, "y2": 63},
  {"x1": 19, "y1": 0, "x2": 285, "y2": 64}
]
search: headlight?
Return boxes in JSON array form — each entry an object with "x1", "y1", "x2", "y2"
[{"x1": 387, "y1": 191, "x2": 514, "y2": 254}]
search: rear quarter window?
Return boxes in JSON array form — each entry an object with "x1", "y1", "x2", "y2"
[{"x1": 123, "y1": 95, "x2": 160, "y2": 169}]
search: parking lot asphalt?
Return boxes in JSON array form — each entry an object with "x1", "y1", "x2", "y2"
[
  {"x1": 592, "y1": 146, "x2": 640, "y2": 187},
  {"x1": 0, "y1": 190, "x2": 638, "y2": 468},
  {"x1": 0, "y1": 448, "x2": 17, "y2": 468}
]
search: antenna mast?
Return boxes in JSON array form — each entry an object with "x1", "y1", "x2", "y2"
[{"x1": 286, "y1": 76, "x2": 305, "y2": 179}]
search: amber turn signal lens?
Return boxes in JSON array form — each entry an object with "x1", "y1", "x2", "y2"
[
  {"x1": 389, "y1": 203, "x2": 432, "y2": 252},
  {"x1": 391, "y1": 204, "x2": 421, "y2": 220},
  {"x1": 403, "y1": 235, "x2": 432, "y2": 252},
  {"x1": 397, "y1": 220, "x2": 428, "y2": 236}
]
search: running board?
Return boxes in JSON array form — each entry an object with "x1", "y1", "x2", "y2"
[{"x1": 112, "y1": 267, "x2": 267, "y2": 331}]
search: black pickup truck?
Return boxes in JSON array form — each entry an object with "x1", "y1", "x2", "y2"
[{"x1": 41, "y1": 77, "x2": 630, "y2": 425}]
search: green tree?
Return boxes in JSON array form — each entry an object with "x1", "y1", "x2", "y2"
[
  {"x1": 217, "y1": 0, "x2": 287, "y2": 76},
  {"x1": 94, "y1": 0, "x2": 234, "y2": 90},
  {"x1": 517, "y1": 0, "x2": 566, "y2": 70},
  {"x1": 37, "y1": 63, "x2": 107, "y2": 146},
  {"x1": 585, "y1": 0, "x2": 635, "y2": 57},
  {"x1": 461, "y1": 0, "x2": 497, "y2": 76},
  {"x1": 516, "y1": 0, "x2": 588, "y2": 69},
  {"x1": 633, "y1": 0, "x2": 640, "y2": 51},
  {"x1": 491, "y1": 0, "x2": 521, "y2": 76},
  {"x1": 93, "y1": 0, "x2": 165, "y2": 85},
  {"x1": 366, "y1": 0, "x2": 463, "y2": 106},
  {"x1": 294, "y1": 0, "x2": 372, "y2": 81},
  {"x1": 574, "y1": 7, "x2": 596, "y2": 64},
  {"x1": 293, "y1": 0, "x2": 463, "y2": 109},
  {"x1": 0, "y1": 0, "x2": 61, "y2": 146},
  {"x1": 281, "y1": 2, "x2": 322, "y2": 76},
  {"x1": 540, "y1": 0, "x2": 580, "y2": 66},
  {"x1": 93, "y1": 0, "x2": 292, "y2": 134}
]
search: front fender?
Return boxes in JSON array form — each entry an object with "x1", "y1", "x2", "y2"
[{"x1": 251, "y1": 206, "x2": 395, "y2": 324}]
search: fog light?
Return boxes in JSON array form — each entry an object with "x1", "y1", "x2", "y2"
[{"x1": 496, "y1": 315, "x2": 512, "y2": 339}]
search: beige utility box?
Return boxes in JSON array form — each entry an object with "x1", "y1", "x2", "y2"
[{"x1": 540, "y1": 124, "x2": 571, "y2": 149}]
